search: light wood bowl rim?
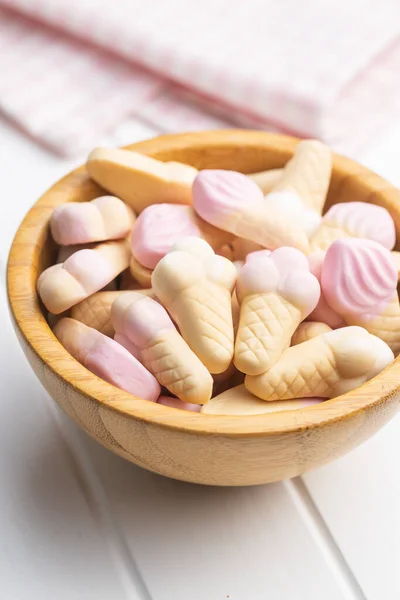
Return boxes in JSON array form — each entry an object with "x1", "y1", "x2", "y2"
[{"x1": 7, "y1": 130, "x2": 400, "y2": 437}]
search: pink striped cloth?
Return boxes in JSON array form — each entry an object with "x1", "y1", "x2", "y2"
[{"x1": 1, "y1": 0, "x2": 400, "y2": 156}]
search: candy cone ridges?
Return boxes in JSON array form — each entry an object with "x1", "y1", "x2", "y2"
[
  {"x1": 347, "y1": 296, "x2": 400, "y2": 355},
  {"x1": 245, "y1": 327, "x2": 394, "y2": 401},
  {"x1": 174, "y1": 283, "x2": 234, "y2": 374},
  {"x1": 152, "y1": 237, "x2": 237, "y2": 374},
  {"x1": 140, "y1": 329, "x2": 213, "y2": 404},
  {"x1": 234, "y1": 248, "x2": 320, "y2": 375},
  {"x1": 235, "y1": 292, "x2": 301, "y2": 375},
  {"x1": 111, "y1": 291, "x2": 213, "y2": 404},
  {"x1": 71, "y1": 289, "x2": 154, "y2": 336}
]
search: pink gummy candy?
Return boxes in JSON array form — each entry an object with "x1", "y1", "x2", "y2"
[
  {"x1": 192, "y1": 169, "x2": 264, "y2": 231},
  {"x1": 157, "y1": 396, "x2": 201, "y2": 412},
  {"x1": 307, "y1": 251, "x2": 346, "y2": 328},
  {"x1": 130, "y1": 204, "x2": 200, "y2": 269},
  {"x1": 324, "y1": 202, "x2": 396, "y2": 249},
  {"x1": 321, "y1": 238, "x2": 398, "y2": 320},
  {"x1": 53, "y1": 318, "x2": 160, "y2": 401}
]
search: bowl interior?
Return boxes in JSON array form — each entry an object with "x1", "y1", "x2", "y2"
[{"x1": 7, "y1": 130, "x2": 400, "y2": 436}]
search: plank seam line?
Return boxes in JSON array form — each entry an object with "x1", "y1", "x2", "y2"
[
  {"x1": 284, "y1": 477, "x2": 367, "y2": 600},
  {"x1": 46, "y1": 399, "x2": 153, "y2": 600}
]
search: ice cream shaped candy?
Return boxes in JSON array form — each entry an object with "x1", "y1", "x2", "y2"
[
  {"x1": 130, "y1": 203, "x2": 232, "y2": 269},
  {"x1": 192, "y1": 169, "x2": 310, "y2": 253},
  {"x1": 260, "y1": 140, "x2": 332, "y2": 238},
  {"x1": 310, "y1": 202, "x2": 396, "y2": 252},
  {"x1": 87, "y1": 148, "x2": 197, "y2": 212},
  {"x1": 268, "y1": 139, "x2": 331, "y2": 215},
  {"x1": 234, "y1": 247, "x2": 320, "y2": 375},
  {"x1": 202, "y1": 384, "x2": 323, "y2": 415},
  {"x1": 38, "y1": 239, "x2": 131, "y2": 314},
  {"x1": 71, "y1": 289, "x2": 154, "y2": 337},
  {"x1": 152, "y1": 237, "x2": 237, "y2": 373},
  {"x1": 246, "y1": 326, "x2": 394, "y2": 401},
  {"x1": 50, "y1": 196, "x2": 135, "y2": 245},
  {"x1": 111, "y1": 292, "x2": 213, "y2": 404},
  {"x1": 307, "y1": 250, "x2": 346, "y2": 328},
  {"x1": 291, "y1": 321, "x2": 332, "y2": 346},
  {"x1": 321, "y1": 238, "x2": 400, "y2": 353},
  {"x1": 53, "y1": 318, "x2": 160, "y2": 400}
]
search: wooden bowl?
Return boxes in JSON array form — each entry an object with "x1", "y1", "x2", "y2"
[{"x1": 7, "y1": 131, "x2": 400, "y2": 486}]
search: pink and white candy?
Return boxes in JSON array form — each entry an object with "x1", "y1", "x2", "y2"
[
  {"x1": 192, "y1": 170, "x2": 310, "y2": 253},
  {"x1": 307, "y1": 251, "x2": 345, "y2": 328},
  {"x1": 53, "y1": 318, "x2": 160, "y2": 400},
  {"x1": 51, "y1": 196, "x2": 134, "y2": 245},
  {"x1": 130, "y1": 204, "x2": 201, "y2": 269},
  {"x1": 321, "y1": 238, "x2": 398, "y2": 321}
]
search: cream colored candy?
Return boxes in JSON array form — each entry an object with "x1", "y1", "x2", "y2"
[
  {"x1": 152, "y1": 237, "x2": 237, "y2": 374},
  {"x1": 355, "y1": 296, "x2": 400, "y2": 355},
  {"x1": 246, "y1": 327, "x2": 394, "y2": 401},
  {"x1": 202, "y1": 384, "x2": 323, "y2": 415},
  {"x1": 248, "y1": 168, "x2": 283, "y2": 194},
  {"x1": 129, "y1": 255, "x2": 153, "y2": 288},
  {"x1": 58, "y1": 245, "x2": 118, "y2": 292},
  {"x1": 71, "y1": 289, "x2": 154, "y2": 336},
  {"x1": 38, "y1": 239, "x2": 130, "y2": 314},
  {"x1": 50, "y1": 196, "x2": 135, "y2": 245},
  {"x1": 56, "y1": 243, "x2": 118, "y2": 292},
  {"x1": 57, "y1": 244, "x2": 118, "y2": 290},
  {"x1": 258, "y1": 140, "x2": 331, "y2": 240},
  {"x1": 87, "y1": 148, "x2": 198, "y2": 212},
  {"x1": 234, "y1": 247, "x2": 320, "y2": 375},
  {"x1": 112, "y1": 292, "x2": 213, "y2": 404},
  {"x1": 291, "y1": 321, "x2": 332, "y2": 346},
  {"x1": 270, "y1": 139, "x2": 331, "y2": 215}
]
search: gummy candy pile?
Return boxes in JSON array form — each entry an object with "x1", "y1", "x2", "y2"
[{"x1": 37, "y1": 140, "x2": 399, "y2": 416}]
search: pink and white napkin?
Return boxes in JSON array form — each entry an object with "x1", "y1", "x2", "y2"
[{"x1": 0, "y1": 0, "x2": 400, "y2": 156}]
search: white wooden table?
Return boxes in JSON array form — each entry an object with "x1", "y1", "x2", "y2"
[{"x1": 1, "y1": 113, "x2": 400, "y2": 600}]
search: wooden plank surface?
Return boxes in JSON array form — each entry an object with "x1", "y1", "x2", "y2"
[{"x1": 0, "y1": 282, "x2": 132, "y2": 599}]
